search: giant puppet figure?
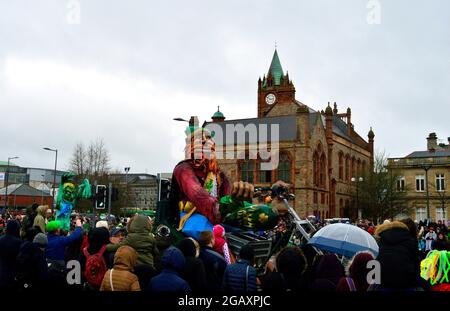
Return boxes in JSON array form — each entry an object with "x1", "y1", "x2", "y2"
[
  {"x1": 171, "y1": 117, "x2": 279, "y2": 237},
  {"x1": 55, "y1": 172, "x2": 91, "y2": 231}
]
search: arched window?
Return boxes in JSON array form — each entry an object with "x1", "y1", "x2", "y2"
[
  {"x1": 357, "y1": 159, "x2": 361, "y2": 177},
  {"x1": 338, "y1": 152, "x2": 344, "y2": 180},
  {"x1": 320, "y1": 154, "x2": 326, "y2": 187},
  {"x1": 277, "y1": 153, "x2": 292, "y2": 183},
  {"x1": 351, "y1": 157, "x2": 356, "y2": 179},
  {"x1": 240, "y1": 159, "x2": 254, "y2": 183},
  {"x1": 362, "y1": 160, "x2": 367, "y2": 176},
  {"x1": 313, "y1": 152, "x2": 318, "y2": 186},
  {"x1": 345, "y1": 154, "x2": 350, "y2": 182}
]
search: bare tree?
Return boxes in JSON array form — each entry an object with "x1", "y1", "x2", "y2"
[
  {"x1": 69, "y1": 143, "x2": 86, "y2": 176},
  {"x1": 358, "y1": 151, "x2": 411, "y2": 223},
  {"x1": 68, "y1": 138, "x2": 111, "y2": 178}
]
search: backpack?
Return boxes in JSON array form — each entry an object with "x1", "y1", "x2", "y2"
[{"x1": 83, "y1": 244, "x2": 107, "y2": 290}]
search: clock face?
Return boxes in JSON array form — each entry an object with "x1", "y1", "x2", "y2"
[{"x1": 265, "y1": 93, "x2": 276, "y2": 105}]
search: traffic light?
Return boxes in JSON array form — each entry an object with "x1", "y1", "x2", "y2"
[
  {"x1": 111, "y1": 187, "x2": 119, "y2": 201},
  {"x1": 96, "y1": 185, "x2": 107, "y2": 209},
  {"x1": 159, "y1": 179, "x2": 171, "y2": 201}
]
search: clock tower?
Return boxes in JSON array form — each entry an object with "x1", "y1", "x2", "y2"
[{"x1": 258, "y1": 49, "x2": 296, "y2": 118}]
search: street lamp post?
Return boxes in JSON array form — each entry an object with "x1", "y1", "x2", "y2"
[
  {"x1": 43, "y1": 148, "x2": 58, "y2": 215},
  {"x1": 420, "y1": 164, "x2": 432, "y2": 221},
  {"x1": 4, "y1": 156, "x2": 19, "y2": 210},
  {"x1": 351, "y1": 176, "x2": 364, "y2": 220}
]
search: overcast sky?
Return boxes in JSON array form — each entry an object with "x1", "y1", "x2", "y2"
[{"x1": 1, "y1": 0, "x2": 449, "y2": 175}]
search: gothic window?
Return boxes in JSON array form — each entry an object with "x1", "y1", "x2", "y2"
[
  {"x1": 277, "y1": 153, "x2": 292, "y2": 183},
  {"x1": 338, "y1": 152, "x2": 344, "y2": 180},
  {"x1": 345, "y1": 154, "x2": 350, "y2": 182}
]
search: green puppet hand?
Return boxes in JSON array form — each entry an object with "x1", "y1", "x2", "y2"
[{"x1": 77, "y1": 179, "x2": 92, "y2": 199}]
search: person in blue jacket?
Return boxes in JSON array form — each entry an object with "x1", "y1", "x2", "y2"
[
  {"x1": 46, "y1": 218, "x2": 83, "y2": 263},
  {"x1": 147, "y1": 246, "x2": 190, "y2": 292}
]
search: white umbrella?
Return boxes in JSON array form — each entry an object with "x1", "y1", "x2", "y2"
[{"x1": 308, "y1": 223, "x2": 379, "y2": 258}]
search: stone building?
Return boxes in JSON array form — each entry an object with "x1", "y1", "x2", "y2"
[
  {"x1": 109, "y1": 173, "x2": 158, "y2": 210},
  {"x1": 387, "y1": 133, "x2": 450, "y2": 222},
  {"x1": 205, "y1": 50, "x2": 374, "y2": 219}
]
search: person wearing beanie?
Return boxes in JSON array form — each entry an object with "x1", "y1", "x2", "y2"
[
  {"x1": 147, "y1": 246, "x2": 190, "y2": 292},
  {"x1": 177, "y1": 237, "x2": 207, "y2": 291},
  {"x1": 0, "y1": 220, "x2": 22, "y2": 290},
  {"x1": 96, "y1": 220, "x2": 109, "y2": 230},
  {"x1": 336, "y1": 251, "x2": 375, "y2": 291},
  {"x1": 15, "y1": 232, "x2": 49, "y2": 291},
  {"x1": 33, "y1": 233, "x2": 48, "y2": 248},
  {"x1": 213, "y1": 225, "x2": 232, "y2": 264},
  {"x1": 222, "y1": 244, "x2": 257, "y2": 292},
  {"x1": 46, "y1": 219, "x2": 83, "y2": 263},
  {"x1": 100, "y1": 245, "x2": 140, "y2": 291}
]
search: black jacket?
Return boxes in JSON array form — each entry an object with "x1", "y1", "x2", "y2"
[
  {"x1": 0, "y1": 221, "x2": 22, "y2": 290},
  {"x1": 182, "y1": 256, "x2": 208, "y2": 292},
  {"x1": 375, "y1": 221, "x2": 421, "y2": 290},
  {"x1": 199, "y1": 246, "x2": 227, "y2": 291},
  {"x1": 15, "y1": 241, "x2": 48, "y2": 291}
]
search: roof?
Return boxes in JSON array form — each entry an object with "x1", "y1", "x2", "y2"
[
  {"x1": 0, "y1": 183, "x2": 52, "y2": 196},
  {"x1": 406, "y1": 150, "x2": 450, "y2": 158},
  {"x1": 109, "y1": 173, "x2": 157, "y2": 185},
  {"x1": 268, "y1": 49, "x2": 284, "y2": 85},
  {"x1": 306, "y1": 107, "x2": 369, "y2": 149},
  {"x1": 212, "y1": 110, "x2": 225, "y2": 119},
  {"x1": 204, "y1": 115, "x2": 297, "y2": 145},
  {"x1": 0, "y1": 161, "x2": 18, "y2": 166}
]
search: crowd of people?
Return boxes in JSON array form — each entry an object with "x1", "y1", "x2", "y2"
[{"x1": 0, "y1": 203, "x2": 450, "y2": 292}]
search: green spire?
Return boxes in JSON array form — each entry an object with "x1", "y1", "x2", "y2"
[
  {"x1": 268, "y1": 49, "x2": 284, "y2": 86},
  {"x1": 212, "y1": 106, "x2": 225, "y2": 119}
]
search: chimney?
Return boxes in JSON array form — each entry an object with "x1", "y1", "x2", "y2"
[{"x1": 427, "y1": 132, "x2": 438, "y2": 151}]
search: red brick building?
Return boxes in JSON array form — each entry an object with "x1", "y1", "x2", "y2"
[
  {"x1": 208, "y1": 49, "x2": 374, "y2": 220},
  {"x1": 0, "y1": 183, "x2": 53, "y2": 209}
]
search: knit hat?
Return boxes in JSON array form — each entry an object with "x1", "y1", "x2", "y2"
[
  {"x1": 95, "y1": 220, "x2": 109, "y2": 229},
  {"x1": 33, "y1": 233, "x2": 48, "y2": 247},
  {"x1": 46, "y1": 220, "x2": 62, "y2": 232}
]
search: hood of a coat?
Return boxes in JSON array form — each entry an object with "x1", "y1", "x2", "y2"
[
  {"x1": 128, "y1": 214, "x2": 151, "y2": 234},
  {"x1": 113, "y1": 245, "x2": 138, "y2": 271},
  {"x1": 161, "y1": 246, "x2": 186, "y2": 272},
  {"x1": 375, "y1": 221, "x2": 411, "y2": 245},
  {"x1": 314, "y1": 254, "x2": 344, "y2": 282},
  {"x1": 6, "y1": 220, "x2": 20, "y2": 238},
  {"x1": 36, "y1": 205, "x2": 47, "y2": 217}
]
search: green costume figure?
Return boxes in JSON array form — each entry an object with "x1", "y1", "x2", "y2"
[{"x1": 55, "y1": 173, "x2": 91, "y2": 231}]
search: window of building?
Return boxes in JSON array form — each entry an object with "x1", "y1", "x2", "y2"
[
  {"x1": 436, "y1": 208, "x2": 447, "y2": 222},
  {"x1": 351, "y1": 157, "x2": 356, "y2": 179},
  {"x1": 240, "y1": 160, "x2": 254, "y2": 183},
  {"x1": 320, "y1": 193, "x2": 325, "y2": 204},
  {"x1": 338, "y1": 153, "x2": 343, "y2": 180},
  {"x1": 319, "y1": 154, "x2": 326, "y2": 187},
  {"x1": 259, "y1": 161, "x2": 272, "y2": 183},
  {"x1": 345, "y1": 155, "x2": 350, "y2": 182},
  {"x1": 415, "y1": 175, "x2": 425, "y2": 192},
  {"x1": 313, "y1": 152, "x2": 318, "y2": 186},
  {"x1": 313, "y1": 191, "x2": 318, "y2": 204},
  {"x1": 396, "y1": 176, "x2": 405, "y2": 192},
  {"x1": 416, "y1": 207, "x2": 426, "y2": 222},
  {"x1": 277, "y1": 153, "x2": 291, "y2": 183},
  {"x1": 436, "y1": 174, "x2": 445, "y2": 192}
]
